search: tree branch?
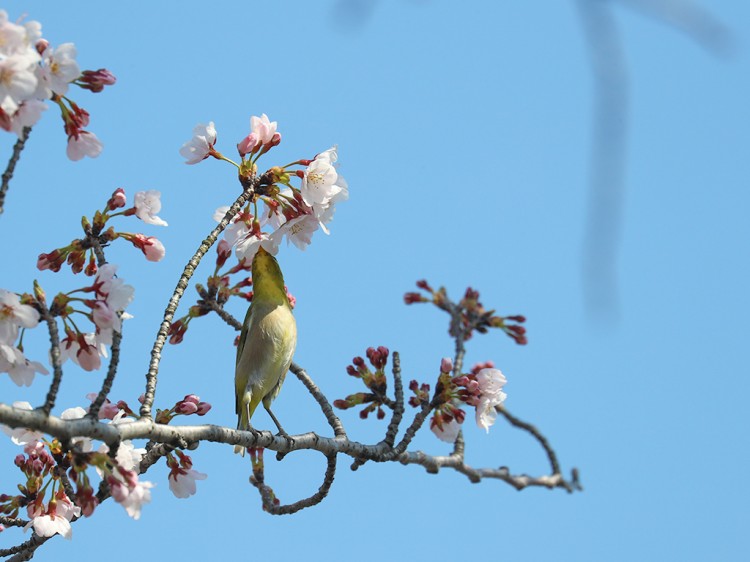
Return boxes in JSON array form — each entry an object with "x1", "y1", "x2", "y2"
[
  {"x1": 140, "y1": 183, "x2": 256, "y2": 418},
  {"x1": 0, "y1": 401, "x2": 577, "y2": 493},
  {"x1": 0, "y1": 127, "x2": 31, "y2": 217}
]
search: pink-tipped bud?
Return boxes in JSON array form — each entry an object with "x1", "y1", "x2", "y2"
[
  {"x1": 84, "y1": 255, "x2": 97, "y2": 277},
  {"x1": 237, "y1": 133, "x2": 260, "y2": 156},
  {"x1": 67, "y1": 251, "x2": 86, "y2": 274},
  {"x1": 78, "y1": 69, "x2": 117, "y2": 93},
  {"x1": 176, "y1": 401, "x2": 198, "y2": 415},
  {"x1": 107, "y1": 187, "x2": 127, "y2": 210},
  {"x1": 37, "y1": 249, "x2": 66, "y2": 272},
  {"x1": 440, "y1": 357, "x2": 453, "y2": 374},
  {"x1": 168, "y1": 319, "x2": 188, "y2": 344},
  {"x1": 464, "y1": 287, "x2": 480, "y2": 300},
  {"x1": 268, "y1": 132, "x2": 281, "y2": 148},
  {"x1": 416, "y1": 279, "x2": 432, "y2": 292},
  {"x1": 403, "y1": 292, "x2": 426, "y2": 304},
  {"x1": 196, "y1": 402, "x2": 212, "y2": 415},
  {"x1": 216, "y1": 239, "x2": 232, "y2": 269}
]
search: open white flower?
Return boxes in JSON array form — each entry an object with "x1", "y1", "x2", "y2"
[
  {"x1": 169, "y1": 468, "x2": 208, "y2": 499},
  {"x1": 474, "y1": 368, "x2": 508, "y2": 432},
  {"x1": 0, "y1": 343, "x2": 48, "y2": 386},
  {"x1": 279, "y1": 214, "x2": 319, "y2": 250},
  {"x1": 301, "y1": 147, "x2": 345, "y2": 209},
  {"x1": 38, "y1": 42, "x2": 80, "y2": 97},
  {"x1": 235, "y1": 231, "x2": 281, "y2": 263},
  {"x1": 67, "y1": 131, "x2": 102, "y2": 161},
  {"x1": 31, "y1": 513, "x2": 73, "y2": 540},
  {"x1": 180, "y1": 122, "x2": 216, "y2": 164},
  {"x1": 431, "y1": 418, "x2": 461, "y2": 443},
  {"x1": 0, "y1": 288, "x2": 40, "y2": 344},
  {"x1": 134, "y1": 190, "x2": 168, "y2": 227}
]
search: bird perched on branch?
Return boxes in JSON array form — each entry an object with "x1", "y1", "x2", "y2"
[{"x1": 234, "y1": 246, "x2": 297, "y2": 455}]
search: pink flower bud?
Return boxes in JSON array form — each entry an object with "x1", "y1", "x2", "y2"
[
  {"x1": 196, "y1": 402, "x2": 212, "y2": 415},
  {"x1": 78, "y1": 69, "x2": 117, "y2": 93},
  {"x1": 237, "y1": 133, "x2": 260, "y2": 156},
  {"x1": 403, "y1": 292, "x2": 425, "y2": 304},
  {"x1": 440, "y1": 357, "x2": 453, "y2": 374},
  {"x1": 107, "y1": 188, "x2": 127, "y2": 210},
  {"x1": 216, "y1": 239, "x2": 232, "y2": 268},
  {"x1": 176, "y1": 401, "x2": 198, "y2": 415}
]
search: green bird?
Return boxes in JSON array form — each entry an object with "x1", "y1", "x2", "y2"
[{"x1": 234, "y1": 246, "x2": 297, "y2": 455}]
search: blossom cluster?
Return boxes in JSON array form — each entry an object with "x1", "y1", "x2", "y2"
[
  {"x1": 0, "y1": 9, "x2": 115, "y2": 159},
  {"x1": 0, "y1": 392, "x2": 212, "y2": 540},
  {"x1": 405, "y1": 280, "x2": 528, "y2": 344},
  {"x1": 0, "y1": 401, "x2": 152, "y2": 539},
  {"x1": 0, "y1": 289, "x2": 48, "y2": 386},
  {"x1": 333, "y1": 350, "x2": 509, "y2": 444},
  {"x1": 333, "y1": 346, "x2": 391, "y2": 420},
  {"x1": 422, "y1": 359, "x2": 508, "y2": 443},
  {"x1": 37, "y1": 187, "x2": 167, "y2": 276},
  {"x1": 180, "y1": 114, "x2": 348, "y2": 265},
  {"x1": 52, "y1": 263, "x2": 135, "y2": 371}
]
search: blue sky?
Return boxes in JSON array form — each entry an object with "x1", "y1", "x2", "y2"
[{"x1": 1, "y1": 1, "x2": 749, "y2": 560}]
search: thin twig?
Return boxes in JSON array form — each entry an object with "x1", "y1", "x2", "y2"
[
  {"x1": 0, "y1": 127, "x2": 31, "y2": 217},
  {"x1": 290, "y1": 362, "x2": 346, "y2": 438},
  {"x1": 198, "y1": 288, "x2": 242, "y2": 330},
  {"x1": 0, "y1": 515, "x2": 29, "y2": 528},
  {"x1": 398, "y1": 449, "x2": 577, "y2": 491},
  {"x1": 39, "y1": 302, "x2": 64, "y2": 416},
  {"x1": 87, "y1": 329, "x2": 122, "y2": 419},
  {"x1": 496, "y1": 404, "x2": 561, "y2": 475},
  {"x1": 1, "y1": 532, "x2": 48, "y2": 561},
  {"x1": 253, "y1": 452, "x2": 337, "y2": 515},
  {"x1": 140, "y1": 184, "x2": 256, "y2": 418}
]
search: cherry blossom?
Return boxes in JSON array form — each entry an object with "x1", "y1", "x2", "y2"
[
  {"x1": 0, "y1": 344, "x2": 49, "y2": 386},
  {"x1": 0, "y1": 52, "x2": 39, "y2": 114},
  {"x1": 60, "y1": 331, "x2": 104, "y2": 371},
  {"x1": 1, "y1": 401, "x2": 43, "y2": 445},
  {"x1": 431, "y1": 417, "x2": 461, "y2": 443},
  {"x1": 94, "y1": 264, "x2": 135, "y2": 312},
  {"x1": 133, "y1": 190, "x2": 168, "y2": 227},
  {"x1": 279, "y1": 214, "x2": 319, "y2": 250},
  {"x1": 301, "y1": 147, "x2": 345, "y2": 208},
  {"x1": 0, "y1": 288, "x2": 40, "y2": 343},
  {"x1": 180, "y1": 121, "x2": 217, "y2": 164},
  {"x1": 250, "y1": 113, "x2": 279, "y2": 145},
  {"x1": 125, "y1": 233, "x2": 166, "y2": 262},
  {"x1": 28, "y1": 492, "x2": 81, "y2": 540},
  {"x1": 30, "y1": 514, "x2": 73, "y2": 540},
  {"x1": 168, "y1": 467, "x2": 208, "y2": 499},
  {"x1": 474, "y1": 368, "x2": 508, "y2": 432},
  {"x1": 235, "y1": 230, "x2": 281, "y2": 263},
  {"x1": 8, "y1": 99, "x2": 46, "y2": 136},
  {"x1": 66, "y1": 130, "x2": 103, "y2": 161},
  {"x1": 37, "y1": 42, "x2": 80, "y2": 97}
]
